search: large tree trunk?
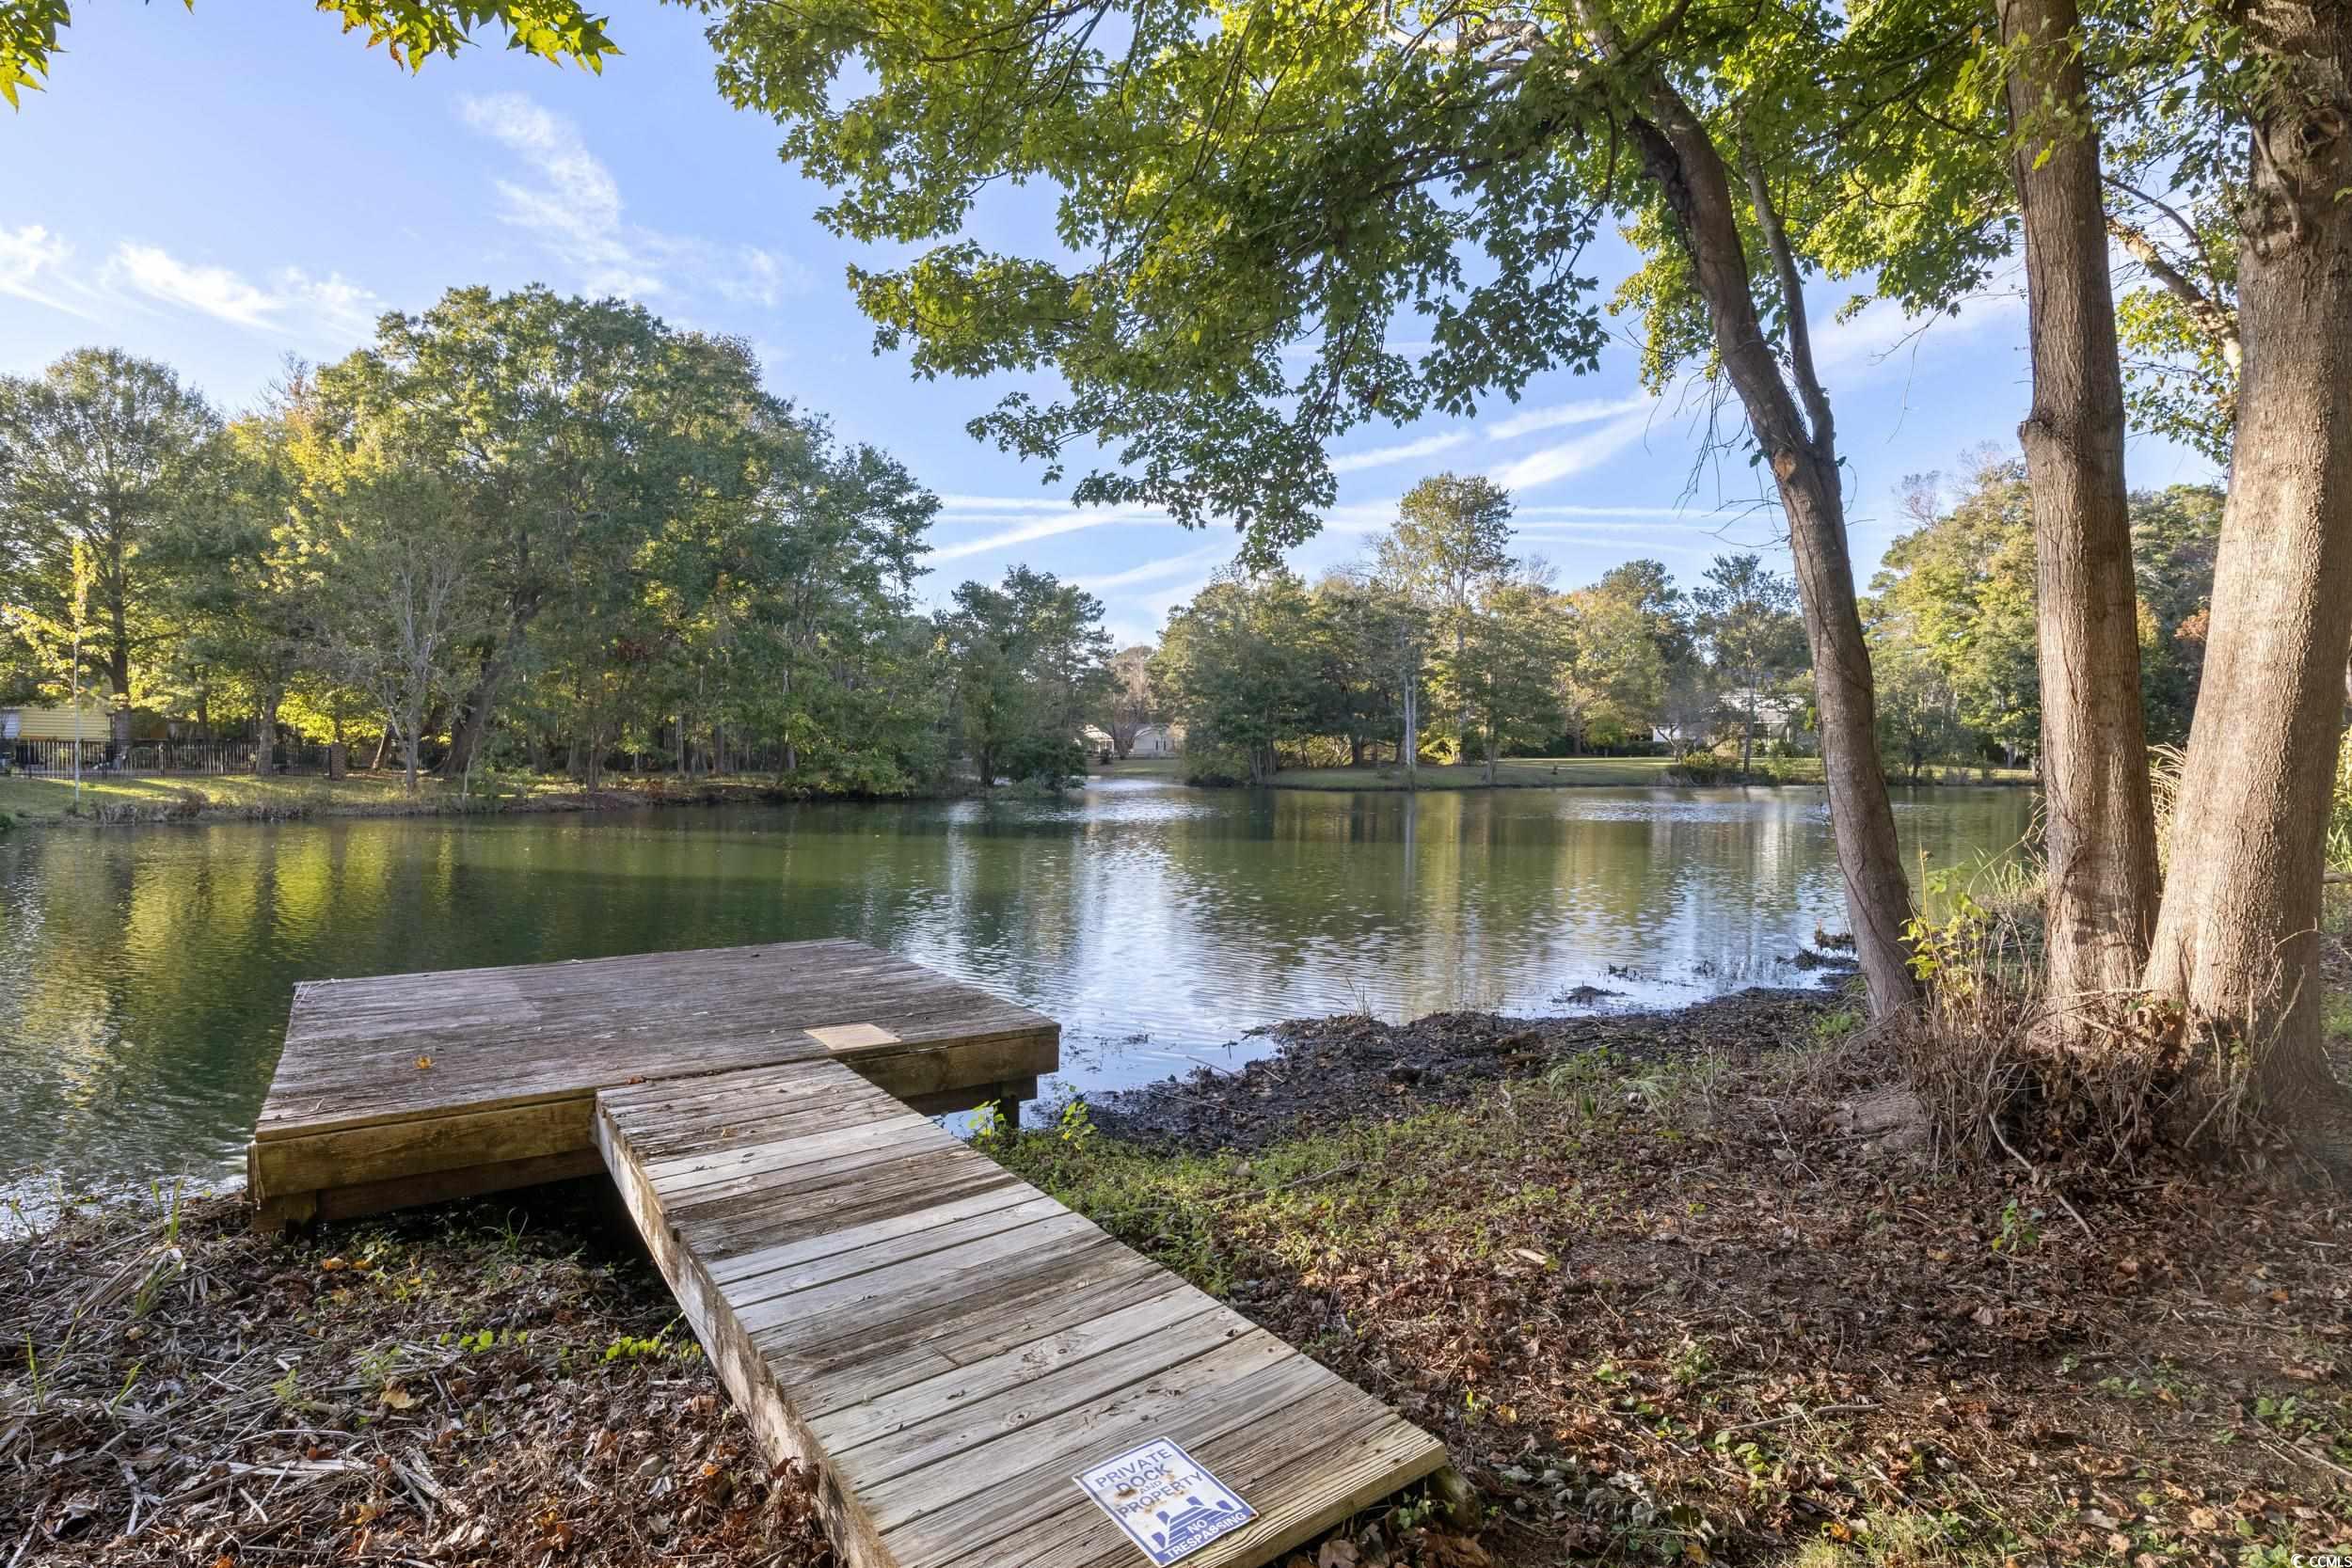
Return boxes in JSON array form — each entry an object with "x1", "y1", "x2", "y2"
[
  {"x1": 441, "y1": 651, "x2": 513, "y2": 776},
  {"x1": 1584, "y1": 3, "x2": 1918, "y2": 1013},
  {"x1": 106, "y1": 619, "x2": 133, "y2": 748},
  {"x1": 1999, "y1": 0, "x2": 2162, "y2": 1027},
  {"x1": 2145, "y1": 0, "x2": 2352, "y2": 1172},
  {"x1": 253, "y1": 684, "x2": 281, "y2": 779},
  {"x1": 400, "y1": 706, "x2": 422, "y2": 797}
]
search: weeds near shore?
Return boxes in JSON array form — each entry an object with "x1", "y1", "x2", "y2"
[
  {"x1": 1, "y1": 1183, "x2": 830, "y2": 1566},
  {"x1": 993, "y1": 1022, "x2": 2351, "y2": 1565}
]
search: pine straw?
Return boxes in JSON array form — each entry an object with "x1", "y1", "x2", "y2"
[
  {"x1": 2, "y1": 1182, "x2": 831, "y2": 1568},
  {"x1": 998, "y1": 1019, "x2": 2352, "y2": 1566}
]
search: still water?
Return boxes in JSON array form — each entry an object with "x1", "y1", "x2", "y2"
[{"x1": 0, "y1": 775, "x2": 2032, "y2": 1193}]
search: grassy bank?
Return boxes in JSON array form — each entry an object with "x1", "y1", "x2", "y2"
[
  {"x1": 1268, "y1": 756, "x2": 1682, "y2": 789},
  {"x1": 1253, "y1": 758, "x2": 2035, "y2": 791},
  {"x1": 993, "y1": 1021, "x2": 2352, "y2": 1566},
  {"x1": 0, "y1": 770, "x2": 921, "y2": 828}
]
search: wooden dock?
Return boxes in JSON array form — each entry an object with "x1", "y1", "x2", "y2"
[
  {"x1": 600, "y1": 1055, "x2": 1450, "y2": 1568},
  {"x1": 247, "y1": 940, "x2": 1452, "y2": 1566},
  {"x1": 247, "y1": 940, "x2": 1057, "y2": 1226}
]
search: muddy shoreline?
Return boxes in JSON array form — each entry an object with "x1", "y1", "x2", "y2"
[{"x1": 1079, "y1": 985, "x2": 1849, "y2": 1152}]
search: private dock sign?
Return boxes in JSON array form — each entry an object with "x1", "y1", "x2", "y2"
[{"x1": 1074, "y1": 1437, "x2": 1256, "y2": 1564}]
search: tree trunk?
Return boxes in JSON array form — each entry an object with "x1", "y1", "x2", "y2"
[
  {"x1": 1584, "y1": 4, "x2": 1917, "y2": 1012},
  {"x1": 2000, "y1": 0, "x2": 2162, "y2": 1031},
  {"x1": 401, "y1": 707, "x2": 422, "y2": 797},
  {"x1": 106, "y1": 603, "x2": 133, "y2": 749},
  {"x1": 1400, "y1": 669, "x2": 1419, "y2": 790},
  {"x1": 253, "y1": 685, "x2": 281, "y2": 779},
  {"x1": 2145, "y1": 0, "x2": 2352, "y2": 1172},
  {"x1": 442, "y1": 631, "x2": 524, "y2": 776}
]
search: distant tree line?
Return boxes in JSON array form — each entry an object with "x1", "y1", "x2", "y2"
[
  {"x1": 1139, "y1": 473, "x2": 1815, "y2": 785},
  {"x1": 1867, "y1": 453, "x2": 2225, "y2": 781},
  {"x1": 1129, "y1": 463, "x2": 2229, "y2": 791},
  {"x1": 0, "y1": 290, "x2": 1111, "y2": 796}
]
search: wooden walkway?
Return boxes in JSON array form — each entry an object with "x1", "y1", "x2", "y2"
[
  {"x1": 248, "y1": 940, "x2": 1058, "y2": 1226},
  {"x1": 600, "y1": 1055, "x2": 1449, "y2": 1568},
  {"x1": 247, "y1": 941, "x2": 1452, "y2": 1566}
]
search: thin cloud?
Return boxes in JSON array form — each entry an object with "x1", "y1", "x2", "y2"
[
  {"x1": 1517, "y1": 503, "x2": 1699, "y2": 519},
  {"x1": 110, "y1": 245, "x2": 280, "y2": 325},
  {"x1": 1487, "y1": 411, "x2": 1652, "y2": 490},
  {"x1": 103, "y1": 243, "x2": 385, "y2": 341},
  {"x1": 1328, "y1": 429, "x2": 1470, "y2": 474},
  {"x1": 927, "y1": 504, "x2": 1173, "y2": 562},
  {"x1": 1486, "y1": 392, "x2": 1651, "y2": 441},
  {"x1": 1809, "y1": 288, "x2": 2026, "y2": 379},
  {"x1": 1076, "y1": 543, "x2": 1232, "y2": 592},
  {"x1": 458, "y1": 92, "x2": 809, "y2": 307},
  {"x1": 0, "y1": 225, "x2": 102, "y2": 320}
]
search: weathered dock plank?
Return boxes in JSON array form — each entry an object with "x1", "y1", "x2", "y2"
[
  {"x1": 598, "y1": 1057, "x2": 1451, "y2": 1568},
  {"x1": 248, "y1": 940, "x2": 1057, "y2": 1225}
]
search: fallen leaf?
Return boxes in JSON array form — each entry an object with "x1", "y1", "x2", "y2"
[
  {"x1": 415, "y1": 1054, "x2": 434, "y2": 1070},
  {"x1": 379, "y1": 1385, "x2": 418, "y2": 1410}
]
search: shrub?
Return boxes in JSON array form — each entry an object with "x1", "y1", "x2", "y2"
[{"x1": 1663, "y1": 751, "x2": 1735, "y2": 785}]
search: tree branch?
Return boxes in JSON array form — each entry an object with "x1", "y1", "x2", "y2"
[
  {"x1": 1740, "y1": 125, "x2": 1836, "y2": 462},
  {"x1": 2106, "y1": 214, "x2": 2243, "y2": 374}
]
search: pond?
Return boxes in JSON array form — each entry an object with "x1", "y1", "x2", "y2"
[{"x1": 0, "y1": 775, "x2": 2034, "y2": 1196}]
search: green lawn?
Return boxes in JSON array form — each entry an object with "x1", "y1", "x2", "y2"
[
  {"x1": 1267, "y1": 755, "x2": 1680, "y2": 790},
  {"x1": 1086, "y1": 755, "x2": 1190, "y2": 780},
  {"x1": 0, "y1": 769, "x2": 601, "y2": 825}
]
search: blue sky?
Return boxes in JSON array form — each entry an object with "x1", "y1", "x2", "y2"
[{"x1": 2, "y1": 6, "x2": 2219, "y2": 648}]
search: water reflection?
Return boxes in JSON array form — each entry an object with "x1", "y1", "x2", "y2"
[{"x1": 0, "y1": 778, "x2": 2032, "y2": 1191}]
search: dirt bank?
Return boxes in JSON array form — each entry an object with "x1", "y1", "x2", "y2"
[{"x1": 1081, "y1": 987, "x2": 1845, "y2": 1152}]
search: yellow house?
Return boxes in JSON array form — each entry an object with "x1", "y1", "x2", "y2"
[{"x1": 1, "y1": 703, "x2": 111, "y2": 742}]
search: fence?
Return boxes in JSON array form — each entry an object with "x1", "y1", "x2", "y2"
[{"x1": 3, "y1": 737, "x2": 337, "y2": 777}]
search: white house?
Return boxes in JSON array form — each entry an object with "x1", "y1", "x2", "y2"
[{"x1": 1082, "y1": 722, "x2": 1183, "y2": 759}]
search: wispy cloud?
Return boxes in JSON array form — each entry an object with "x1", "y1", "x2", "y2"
[
  {"x1": 103, "y1": 243, "x2": 384, "y2": 340},
  {"x1": 458, "y1": 92, "x2": 808, "y2": 307},
  {"x1": 1075, "y1": 542, "x2": 1232, "y2": 593},
  {"x1": 1809, "y1": 288, "x2": 2026, "y2": 381},
  {"x1": 1328, "y1": 429, "x2": 1470, "y2": 474},
  {"x1": 0, "y1": 225, "x2": 99, "y2": 319},
  {"x1": 1486, "y1": 392, "x2": 1651, "y2": 441},
  {"x1": 926, "y1": 503, "x2": 1175, "y2": 563},
  {"x1": 1517, "y1": 502, "x2": 1698, "y2": 520},
  {"x1": 1488, "y1": 410, "x2": 1653, "y2": 490}
]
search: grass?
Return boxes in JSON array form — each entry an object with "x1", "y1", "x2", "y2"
[
  {"x1": 1086, "y1": 755, "x2": 1190, "y2": 780},
  {"x1": 1260, "y1": 757, "x2": 2035, "y2": 790},
  {"x1": 0, "y1": 768, "x2": 797, "y2": 826},
  {"x1": 1266, "y1": 755, "x2": 1682, "y2": 790},
  {"x1": 993, "y1": 1032, "x2": 2352, "y2": 1565},
  {"x1": 0, "y1": 770, "x2": 430, "y2": 824}
]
